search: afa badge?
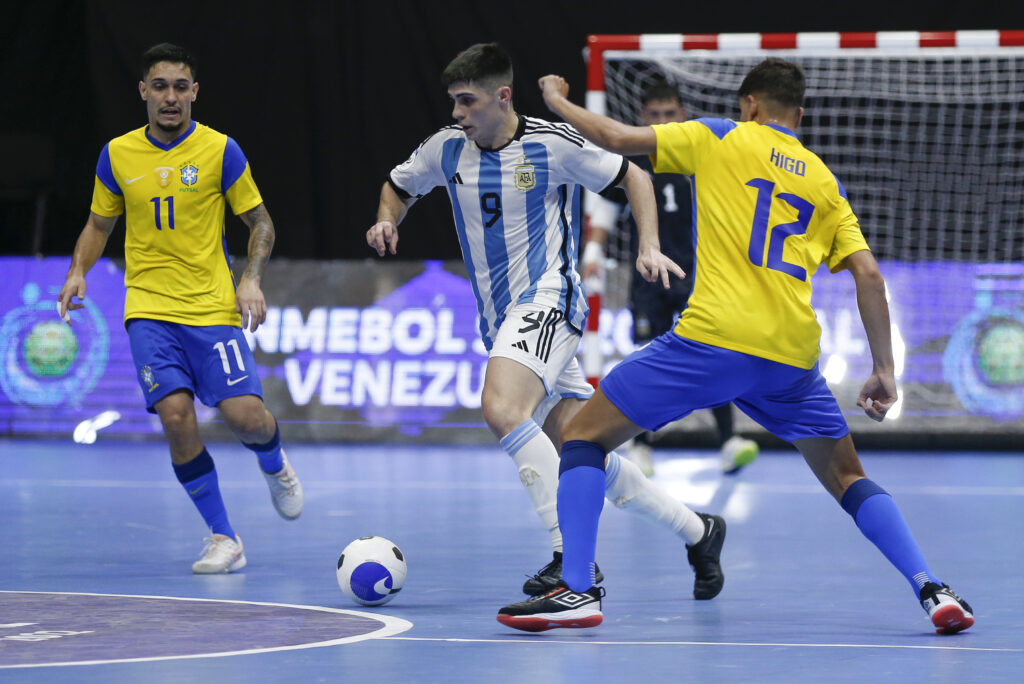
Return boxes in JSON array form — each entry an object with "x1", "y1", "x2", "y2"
[
  {"x1": 180, "y1": 162, "x2": 199, "y2": 186},
  {"x1": 513, "y1": 156, "x2": 536, "y2": 191}
]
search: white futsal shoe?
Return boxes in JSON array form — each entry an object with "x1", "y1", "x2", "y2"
[
  {"x1": 720, "y1": 436, "x2": 759, "y2": 475},
  {"x1": 263, "y1": 450, "x2": 304, "y2": 520},
  {"x1": 192, "y1": 534, "x2": 247, "y2": 574}
]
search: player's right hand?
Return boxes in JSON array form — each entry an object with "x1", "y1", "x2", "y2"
[
  {"x1": 538, "y1": 75, "x2": 570, "y2": 110},
  {"x1": 857, "y1": 371, "x2": 898, "y2": 422},
  {"x1": 57, "y1": 274, "x2": 87, "y2": 326},
  {"x1": 636, "y1": 247, "x2": 685, "y2": 289},
  {"x1": 366, "y1": 220, "x2": 399, "y2": 257}
]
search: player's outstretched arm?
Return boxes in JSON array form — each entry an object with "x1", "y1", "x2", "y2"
[
  {"x1": 619, "y1": 162, "x2": 684, "y2": 289},
  {"x1": 538, "y1": 75, "x2": 656, "y2": 156},
  {"x1": 367, "y1": 182, "x2": 414, "y2": 257},
  {"x1": 58, "y1": 212, "x2": 118, "y2": 326},
  {"x1": 845, "y1": 249, "x2": 897, "y2": 421},
  {"x1": 236, "y1": 203, "x2": 275, "y2": 332}
]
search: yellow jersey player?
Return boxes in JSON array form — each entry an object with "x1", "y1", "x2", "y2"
[
  {"x1": 58, "y1": 43, "x2": 303, "y2": 574},
  {"x1": 496, "y1": 59, "x2": 972, "y2": 635}
]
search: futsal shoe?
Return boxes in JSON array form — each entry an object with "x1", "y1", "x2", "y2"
[
  {"x1": 192, "y1": 534, "x2": 247, "y2": 574},
  {"x1": 498, "y1": 581, "x2": 605, "y2": 632},
  {"x1": 522, "y1": 551, "x2": 604, "y2": 595},
  {"x1": 720, "y1": 436, "x2": 759, "y2": 474},
  {"x1": 686, "y1": 513, "x2": 726, "y2": 599},
  {"x1": 262, "y1": 450, "x2": 304, "y2": 520},
  {"x1": 919, "y1": 582, "x2": 975, "y2": 634}
]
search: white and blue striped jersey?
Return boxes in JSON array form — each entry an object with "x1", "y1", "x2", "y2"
[{"x1": 389, "y1": 115, "x2": 628, "y2": 349}]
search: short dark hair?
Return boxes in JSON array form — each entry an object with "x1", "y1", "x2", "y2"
[
  {"x1": 641, "y1": 81, "x2": 683, "y2": 107},
  {"x1": 441, "y1": 42, "x2": 513, "y2": 90},
  {"x1": 141, "y1": 43, "x2": 197, "y2": 81},
  {"x1": 738, "y1": 58, "x2": 804, "y2": 109}
]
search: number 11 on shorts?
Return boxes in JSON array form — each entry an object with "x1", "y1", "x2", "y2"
[{"x1": 213, "y1": 339, "x2": 246, "y2": 374}]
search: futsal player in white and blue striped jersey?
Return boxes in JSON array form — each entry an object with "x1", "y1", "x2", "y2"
[{"x1": 368, "y1": 43, "x2": 725, "y2": 602}]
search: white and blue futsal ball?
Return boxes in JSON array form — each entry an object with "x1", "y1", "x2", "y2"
[{"x1": 336, "y1": 536, "x2": 407, "y2": 606}]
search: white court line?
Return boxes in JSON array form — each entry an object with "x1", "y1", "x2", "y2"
[
  {"x1": 0, "y1": 591, "x2": 412, "y2": 669},
  {"x1": 391, "y1": 636, "x2": 1020, "y2": 653}
]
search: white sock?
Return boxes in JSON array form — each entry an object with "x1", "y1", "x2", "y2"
[
  {"x1": 500, "y1": 419, "x2": 562, "y2": 552},
  {"x1": 604, "y1": 451, "x2": 706, "y2": 545}
]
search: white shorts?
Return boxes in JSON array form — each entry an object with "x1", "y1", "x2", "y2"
[{"x1": 490, "y1": 302, "x2": 594, "y2": 423}]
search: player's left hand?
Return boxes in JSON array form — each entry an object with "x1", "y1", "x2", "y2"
[
  {"x1": 636, "y1": 247, "x2": 685, "y2": 289},
  {"x1": 538, "y1": 75, "x2": 570, "y2": 110},
  {"x1": 235, "y1": 276, "x2": 267, "y2": 332},
  {"x1": 857, "y1": 370, "x2": 898, "y2": 421}
]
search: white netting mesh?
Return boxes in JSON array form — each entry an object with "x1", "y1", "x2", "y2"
[{"x1": 599, "y1": 49, "x2": 1024, "y2": 264}]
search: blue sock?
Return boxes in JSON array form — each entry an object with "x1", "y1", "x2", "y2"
[
  {"x1": 841, "y1": 478, "x2": 940, "y2": 596},
  {"x1": 173, "y1": 448, "x2": 235, "y2": 539},
  {"x1": 558, "y1": 440, "x2": 606, "y2": 593},
  {"x1": 245, "y1": 421, "x2": 283, "y2": 474}
]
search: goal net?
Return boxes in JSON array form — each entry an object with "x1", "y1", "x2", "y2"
[{"x1": 583, "y1": 32, "x2": 1024, "y2": 440}]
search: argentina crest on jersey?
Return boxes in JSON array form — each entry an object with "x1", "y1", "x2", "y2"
[{"x1": 513, "y1": 155, "x2": 535, "y2": 191}]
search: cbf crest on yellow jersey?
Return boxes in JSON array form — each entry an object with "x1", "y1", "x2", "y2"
[
  {"x1": 90, "y1": 121, "x2": 263, "y2": 327},
  {"x1": 652, "y1": 119, "x2": 870, "y2": 369}
]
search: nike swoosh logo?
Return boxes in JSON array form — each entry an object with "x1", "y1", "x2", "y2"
[
  {"x1": 226, "y1": 375, "x2": 249, "y2": 386},
  {"x1": 373, "y1": 577, "x2": 392, "y2": 596},
  {"x1": 189, "y1": 483, "x2": 207, "y2": 495},
  {"x1": 124, "y1": 175, "x2": 145, "y2": 184}
]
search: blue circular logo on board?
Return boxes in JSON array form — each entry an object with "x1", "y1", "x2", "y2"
[
  {"x1": 943, "y1": 308, "x2": 1024, "y2": 419},
  {"x1": 0, "y1": 283, "x2": 109, "y2": 407}
]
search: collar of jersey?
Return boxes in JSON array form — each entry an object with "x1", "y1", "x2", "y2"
[
  {"x1": 475, "y1": 114, "x2": 526, "y2": 152},
  {"x1": 144, "y1": 120, "x2": 197, "y2": 150},
  {"x1": 764, "y1": 122, "x2": 798, "y2": 139}
]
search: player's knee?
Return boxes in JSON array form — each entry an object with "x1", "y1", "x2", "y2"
[
  {"x1": 481, "y1": 392, "x2": 528, "y2": 437},
  {"x1": 158, "y1": 405, "x2": 196, "y2": 437},
  {"x1": 225, "y1": 411, "x2": 272, "y2": 442}
]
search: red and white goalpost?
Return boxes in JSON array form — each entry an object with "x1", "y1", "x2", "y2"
[{"x1": 580, "y1": 30, "x2": 1024, "y2": 386}]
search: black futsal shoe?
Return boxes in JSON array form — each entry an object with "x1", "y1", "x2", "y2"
[
  {"x1": 498, "y1": 581, "x2": 605, "y2": 632},
  {"x1": 686, "y1": 513, "x2": 726, "y2": 600},
  {"x1": 522, "y1": 551, "x2": 604, "y2": 595},
  {"x1": 919, "y1": 582, "x2": 975, "y2": 634}
]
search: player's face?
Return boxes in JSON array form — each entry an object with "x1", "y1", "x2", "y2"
[
  {"x1": 139, "y1": 61, "x2": 198, "y2": 135},
  {"x1": 447, "y1": 81, "x2": 508, "y2": 147},
  {"x1": 640, "y1": 98, "x2": 685, "y2": 125}
]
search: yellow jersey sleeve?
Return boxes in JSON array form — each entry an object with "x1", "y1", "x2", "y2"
[
  {"x1": 90, "y1": 143, "x2": 125, "y2": 217},
  {"x1": 826, "y1": 193, "x2": 871, "y2": 272},
  {"x1": 222, "y1": 136, "x2": 263, "y2": 215}
]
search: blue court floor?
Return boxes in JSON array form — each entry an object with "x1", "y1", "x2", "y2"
[{"x1": 1, "y1": 439, "x2": 1022, "y2": 682}]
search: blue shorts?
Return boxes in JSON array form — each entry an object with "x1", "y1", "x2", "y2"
[
  {"x1": 126, "y1": 319, "x2": 263, "y2": 413},
  {"x1": 600, "y1": 333, "x2": 849, "y2": 443}
]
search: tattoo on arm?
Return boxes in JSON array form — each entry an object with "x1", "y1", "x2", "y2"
[{"x1": 239, "y1": 204, "x2": 275, "y2": 280}]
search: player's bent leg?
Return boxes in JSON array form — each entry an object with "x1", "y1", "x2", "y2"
[
  {"x1": 220, "y1": 395, "x2": 303, "y2": 521},
  {"x1": 156, "y1": 392, "x2": 242, "y2": 570},
  {"x1": 796, "y1": 435, "x2": 973, "y2": 633},
  {"x1": 155, "y1": 390, "x2": 205, "y2": 465},
  {"x1": 484, "y1": 356, "x2": 568, "y2": 585}
]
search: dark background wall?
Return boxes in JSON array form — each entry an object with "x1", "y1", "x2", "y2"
[{"x1": 1, "y1": 0, "x2": 1017, "y2": 261}]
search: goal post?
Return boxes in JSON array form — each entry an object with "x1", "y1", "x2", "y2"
[{"x1": 581, "y1": 31, "x2": 1024, "y2": 438}]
